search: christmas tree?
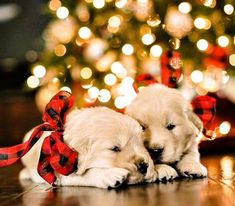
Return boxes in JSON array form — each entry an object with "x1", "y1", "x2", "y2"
[{"x1": 26, "y1": 0, "x2": 234, "y2": 119}]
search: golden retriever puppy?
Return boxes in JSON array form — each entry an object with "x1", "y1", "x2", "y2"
[
  {"x1": 126, "y1": 84, "x2": 207, "y2": 181},
  {"x1": 20, "y1": 107, "x2": 157, "y2": 188}
]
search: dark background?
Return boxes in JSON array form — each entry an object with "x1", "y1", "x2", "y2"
[
  {"x1": 0, "y1": 0, "x2": 48, "y2": 93},
  {"x1": 0, "y1": 0, "x2": 48, "y2": 146}
]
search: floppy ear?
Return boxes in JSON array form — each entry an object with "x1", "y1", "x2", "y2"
[
  {"x1": 186, "y1": 109, "x2": 203, "y2": 135},
  {"x1": 75, "y1": 142, "x2": 94, "y2": 175}
]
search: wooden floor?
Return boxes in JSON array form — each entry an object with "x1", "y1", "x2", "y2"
[{"x1": 0, "y1": 154, "x2": 235, "y2": 206}]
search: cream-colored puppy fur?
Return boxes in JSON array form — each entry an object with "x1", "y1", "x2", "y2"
[
  {"x1": 20, "y1": 107, "x2": 157, "y2": 188},
  {"x1": 126, "y1": 84, "x2": 207, "y2": 181}
]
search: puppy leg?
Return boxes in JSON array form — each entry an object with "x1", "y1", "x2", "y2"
[
  {"x1": 155, "y1": 164, "x2": 178, "y2": 182},
  {"x1": 176, "y1": 144, "x2": 207, "y2": 178},
  {"x1": 56, "y1": 168, "x2": 129, "y2": 189}
]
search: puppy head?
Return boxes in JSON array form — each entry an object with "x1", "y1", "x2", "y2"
[
  {"x1": 126, "y1": 84, "x2": 202, "y2": 164},
  {"x1": 64, "y1": 107, "x2": 155, "y2": 184}
]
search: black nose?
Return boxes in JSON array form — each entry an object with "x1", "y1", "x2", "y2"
[
  {"x1": 137, "y1": 162, "x2": 148, "y2": 175},
  {"x1": 148, "y1": 148, "x2": 163, "y2": 163}
]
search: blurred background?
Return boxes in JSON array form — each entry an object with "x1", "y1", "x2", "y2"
[{"x1": 0, "y1": 0, "x2": 234, "y2": 153}]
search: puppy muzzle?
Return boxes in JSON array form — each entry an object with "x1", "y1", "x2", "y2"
[{"x1": 147, "y1": 148, "x2": 163, "y2": 164}]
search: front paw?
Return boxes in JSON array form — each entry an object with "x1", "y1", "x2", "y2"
[
  {"x1": 176, "y1": 161, "x2": 207, "y2": 178},
  {"x1": 102, "y1": 168, "x2": 129, "y2": 189},
  {"x1": 145, "y1": 169, "x2": 158, "y2": 183},
  {"x1": 155, "y1": 164, "x2": 178, "y2": 182}
]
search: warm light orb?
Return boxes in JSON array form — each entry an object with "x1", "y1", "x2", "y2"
[
  {"x1": 104, "y1": 73, "x2": 117, "y2": 86},
  {"x1": 56, "y1": 6, "x2": 69, "y2": 19},
  {"x1": 78, "y1": 27, "x2": 92, "y2": 40},
  {"x1": 229, "y1": 54, "x2": 235, "y2": 66},
  {"x1": 219, "y1": 121, "x2": 231, "y2": 135},
  {"x1": 142, "y1": 33, "x2": 155, "y2": 45},
  {"x1": 116, "y1": 68, "x2": 127, "y2": 78},
  {"x1": 54, "y1": 44, "x2": 66, "y2": 56},
  {"x1": 191, "y1": 70, "x2": 203, "y2": 84},
  {"x1": 194, "y1": 18, "x2": 205, "y2": 29},
  {"x1": 32, "y1": 65, "x2": 46, "y2": 78},
  {"x1": 115, "y1": 0, "x2": 127, "y2": 8},
  {"x1": 150, "y1": 45, "x2": 163, "y2": 57},
  {"x1": 88, "y1": 87, "x2": 99, "y2": 99},
  {"x1": 49, "y1": 0, "x2": 61, "y2": 11},
  {"x1": 114, "y1": 96, "x2": 126, "y2": 109},
  {"x1": 122, "y1": 44, "x2": 134, "y2": 55},
  {"x1": 224, "y1": 4, "x2": 234, "y2": 15},
  {"x1": 27, "y1": 75, "x2": 40, "y2": 88},
  {"x1": 217, "y1": 35, "x2": 229, "y2": 47},
  {"x1": 108, "y1": 16, "x2": 121, "y2": 28},
  {"x1": 201, "y1": 0, "x2": 216, "y2": 8},
  {"x1": 81, "y1": 67, "x2": 92, "y2": 79},
  {"x1": 122, "y1": 76, "x2": 134, "y2": 85},
  {"x1": 178, "y1": 2, "x2": 192, "y2": 14},
  {"x1": 194, "y1": 17, "x2": 211, "y2": 30},
  {"x1": 111, "y1": 61, "x2": 123, "y2": 74},
  {"x1": 197, "y1": 39, "x2": 209, "y2": 51},
  {"x1": 98, "y1": 89, "x2": 111, "y2": 103},
  {"x1": 60, "y1": 86, "x2": 72, "y2": 93},
  {"x1": 93, "y1": 0, "x2": 105, "y2": 9},
  {"x1": 147, "y1": 14, "x2": 161, "y2": 27}
]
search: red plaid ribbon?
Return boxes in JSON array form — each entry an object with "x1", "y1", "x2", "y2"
[
  {"x1": 0, "y1": 91, "x2": 78, "y2": 185},
  {"x1": 192, "y1": 95, "x2": 217, "y2": 139},
  {"x1": 133, "y1": 73, "x2": 157, "y2": 93},
  {"x1": 161, "y1": 50, "x2": 182, "y2": 88}
]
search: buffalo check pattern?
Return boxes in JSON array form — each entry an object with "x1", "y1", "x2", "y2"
[
  {"x1": 192, "y1": 95, "x2": 217, "y2": 138},
  {"x1": 0, "y1": 91, "x2": 78, "y2": 185}
]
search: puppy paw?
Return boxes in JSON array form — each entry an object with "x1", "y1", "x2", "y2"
[
  {"x1": 176, "y1": 161, "x2": 207, "y2": 178},
  {"x1": 102, "y1": 168, "x2": 129, "y2": 189},
  {"x1": 145, "y1": 169, "x2": 158, "y2": 183},
  {"x1": 155, "y1": 164, "x2": 178, "y2": 182}
]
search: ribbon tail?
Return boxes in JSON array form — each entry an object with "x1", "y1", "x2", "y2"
[
  {"x1": 0, "y1": 124, "x2": 53, "y2": 167},
  {"x1": 0, "y1": 142, "x2": 28, "y2": 167}
]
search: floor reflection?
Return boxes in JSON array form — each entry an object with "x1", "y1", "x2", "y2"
[
  {"x1": 20, "y1": 178, "x2": 208, "y2": 206},
  {"x1": 1, "y1": 155, "x2": 235, "y2": 206}
]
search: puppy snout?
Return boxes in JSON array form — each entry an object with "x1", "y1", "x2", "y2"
[
  {"x1": 136, "y1": 162, "x2": 148, "y2": 175},
  {"x1": 148, "y1": 148, "x2": 163, "y2": 163}
]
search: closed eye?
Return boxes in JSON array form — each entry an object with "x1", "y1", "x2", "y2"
[
  {"x1": 110, "y1": 146, "x2": 121, "y2": 152},
  {"x1": 166, "y1": 124, "x2": 176, "y2": 130},
  {"x1": 140, "y1": 124, "x2": 146, "y2": 131}
]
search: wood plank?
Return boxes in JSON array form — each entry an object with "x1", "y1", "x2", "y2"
[{"x1": 0, "y1": 155, "x2": 235, "y2": 206}]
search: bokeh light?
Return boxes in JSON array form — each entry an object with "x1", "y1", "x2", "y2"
[
  {"x1": 219, "y1": 121, "x2": 231, "y2": 135},
  {"x1": 56, "y1": 6, "x2": 69, "y2": 19},
  {"x1": 27, "y1": 75, "x2": 40, "y2": 88},
  {"x1": 32, "y1": 65, "x2": 46, "y2": 78}
]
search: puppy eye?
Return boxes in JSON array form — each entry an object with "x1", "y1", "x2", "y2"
[
  {"x1": 167, "y1": 124, "x2": 175, "y2": 130},
  {"x1": 110, "y1": 146, "x2": 121, "y2": 152},
  {"x1": 140, "y1": 124, "x2": 146, "y2": 131}
]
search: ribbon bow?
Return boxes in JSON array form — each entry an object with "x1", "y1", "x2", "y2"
[
  {"x1": 0, "y1": 91, "x2": 78, "y2": 185},
  {"x1": 192, "y1": 95, "x2": 217, "y2": 139}
]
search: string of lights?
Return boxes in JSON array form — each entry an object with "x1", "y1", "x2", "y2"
[{"x1": 25, "y1": 0, "x2": 234, "y2": 138}]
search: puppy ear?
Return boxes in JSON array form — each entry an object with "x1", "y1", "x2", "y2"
[
  {"x1": 76, "y1": 145, "x2": 93, "y2": 175},
  {"x1": 186, "y1": 109, "x2": 203, "y2": 134}
]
